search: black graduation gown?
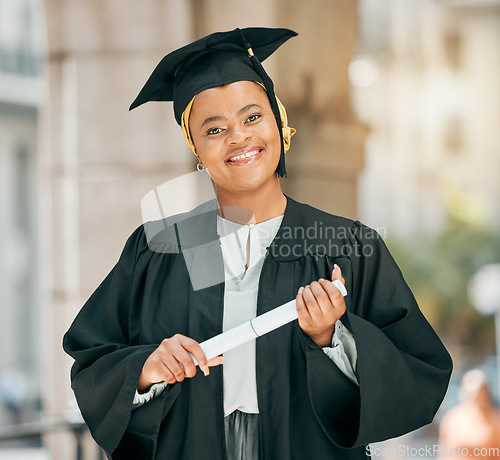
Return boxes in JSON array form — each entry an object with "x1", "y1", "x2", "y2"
[{"x1": 63, "y1": 196, "x2": 452, "y2": 460}]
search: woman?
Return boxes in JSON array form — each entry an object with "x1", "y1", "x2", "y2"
[{"x1": 63, "y1": 27, "x2": 452, "y2": 460}]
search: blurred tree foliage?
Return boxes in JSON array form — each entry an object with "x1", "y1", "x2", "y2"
[{"x1": 386, "y1": 187, "x2": 500, "y2": 355}]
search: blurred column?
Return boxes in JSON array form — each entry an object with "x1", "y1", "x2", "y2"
[
  {"x1": 41, "y1": 1, "x2": 195, "y2": 458},
  {"x1": 0, "y1": 0, "x2": 43, "y2": 429},
  {"x1": 275, "y1": 0, "x2": 368, "y2": 218}
]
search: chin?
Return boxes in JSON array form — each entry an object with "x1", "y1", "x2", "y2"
[{"x1": 232, "y1": 172, "x2": 278, "y2": 193}]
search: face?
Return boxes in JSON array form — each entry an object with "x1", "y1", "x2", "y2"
[{"x1": 189, "y1": 80, "x2": 281, "y2": 197}]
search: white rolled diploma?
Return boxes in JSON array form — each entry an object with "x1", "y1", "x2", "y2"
[{"x1": 191, "y1": 279, "x2": 347, "y2": 366}]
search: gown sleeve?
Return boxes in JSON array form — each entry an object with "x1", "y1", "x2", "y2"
[
  {"x1": 62, "y1": 225, "x2": 181, "y2": 458},
  {"x1": 299, "y1": 220, "x2": 452, "y2": 448}
]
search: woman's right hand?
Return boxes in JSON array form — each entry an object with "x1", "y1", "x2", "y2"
[{"x1": 138, "y1": 334, "x2": 224, "y2": 393}]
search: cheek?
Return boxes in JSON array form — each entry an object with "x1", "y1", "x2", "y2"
[
  {"x1": 265, "y1": 125, "x2": 282, "y2": 157},
  {"x1": 194, "y1": 140, "x2": 223, "y2": 168}
]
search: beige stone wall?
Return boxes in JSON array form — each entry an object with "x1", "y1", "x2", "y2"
[{"x1": 41, "y1": 1, "x2": 366, "y2": 458}]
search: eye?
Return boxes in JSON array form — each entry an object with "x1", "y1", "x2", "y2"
[
  {"x1": 207, "y1": 127, "x2": 223, "y2": 135},
  {"x1": 246, "y1": 113, "x2": 261, "y2": 123}
]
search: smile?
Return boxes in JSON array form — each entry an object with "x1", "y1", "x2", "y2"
[{"x1": 226, "y1": 147, "x2": 263, "y2": 165}]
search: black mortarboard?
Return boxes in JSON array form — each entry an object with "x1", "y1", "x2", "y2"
[{"x1": 129, "y1": 27, "x2": 297, "y2": 177}]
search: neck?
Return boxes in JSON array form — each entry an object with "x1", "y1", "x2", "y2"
[{"x1": 215, "y1": 177, "x2": 287, "y2": 224}]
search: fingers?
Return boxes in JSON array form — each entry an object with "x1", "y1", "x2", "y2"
[
  {"x1": 331, "y1": 264, "x2": 345, "y2": 285},
  {"x1": 299, "y1": 281, "x2": 345, "y2": 316},
  {"x1": 182, "y1": 337, "x2": 210, "y2": 377},
  {"x1": 295, "y1": 266, "x2": 347, "y2": 324},
  {"x1": 302, "y1": 282, "x2": 330, "y2": 321},
  {"x1": 296, "y1": 286, "x2": 310, "y2": 321},
  {"x1": 141, "y1": 334, "x2": 220, "y2": 388},
  {"x1": 162, "y1": 339, "x2": 198, "y2": 381},
  {"x1": 318, "y1": 278, "x2": 345, "y2": 308},
  {"x1": 208, "y1": 356, "x2": 225, "y2": 367},
  {"x1": 296, "y1": 283, "x2": 335, "y2": 348}
]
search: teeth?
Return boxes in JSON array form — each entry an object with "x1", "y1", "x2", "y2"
[{"x1": 229, "y1": 150, "x2": 259, "y2": 162}]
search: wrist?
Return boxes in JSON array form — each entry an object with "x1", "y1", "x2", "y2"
[{"x1": 310, "y1": 327, "x2": 335, "y2": 348}]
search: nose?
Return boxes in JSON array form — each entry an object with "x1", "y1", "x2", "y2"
[{"x1": 226, "y1": 124, "x2": 251, "y2": 145}]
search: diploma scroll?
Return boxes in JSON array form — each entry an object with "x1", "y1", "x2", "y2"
[{"x1": 191, "y1": 279, "x2": 347, "y2": 365}]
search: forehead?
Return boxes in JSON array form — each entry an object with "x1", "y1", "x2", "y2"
[{"x1": 190, "y1": 81, "x2": 269, "y2": 118}]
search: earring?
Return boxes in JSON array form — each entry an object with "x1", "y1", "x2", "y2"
[{"x1": 197, "y1": 161, "x2": 205, "y2": 172}]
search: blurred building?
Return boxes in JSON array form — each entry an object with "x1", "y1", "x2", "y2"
[
  {"x1": 353, "y1": 0, "x2": 500, "y2": 237},
  {"x1": 0, "y1": 0, "x2": 44, "y2": 429}
]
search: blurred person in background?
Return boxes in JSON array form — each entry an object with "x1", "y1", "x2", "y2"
[{"x1": 439, "y1": 370, "x2": 500, "y2": 459}]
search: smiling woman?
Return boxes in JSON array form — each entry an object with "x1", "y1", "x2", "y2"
[{"x1": 63, "y1": 27, "x2": 453, "y2": 460}]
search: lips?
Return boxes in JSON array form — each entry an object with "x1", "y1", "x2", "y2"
[{"x1": 225, "y1": 147, "x2": 263, "y2": 166}]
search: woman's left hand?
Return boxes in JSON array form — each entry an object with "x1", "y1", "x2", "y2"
[{"x1": 296, "y1": 264, "x2": 346, "y2": 348}]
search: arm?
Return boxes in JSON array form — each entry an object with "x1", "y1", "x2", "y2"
[
  {"x1": 296, "y1": 222, "x2": 452, "y2": 448},
  {"x1": 63, "y1": 226, "x2": 168, "y2": 457},
  {"x1": 295, "y1": 265, "x2": 359, "y2": 385},
  {"x1": 63, "y1": 226, "x2": 221, "y2": 457}
]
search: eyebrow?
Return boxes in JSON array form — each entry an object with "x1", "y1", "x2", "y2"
[
  {"x1": 238, "y1": 103, "x2": 263, "y2": 115},
  {"x1": 200, "y1": 104, "x2": 264, "y2": 129},
  {"x1": 201, "y1": 116, "x2": 225, "y2": 129}
]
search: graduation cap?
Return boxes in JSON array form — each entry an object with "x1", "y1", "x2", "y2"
[{"x1": 129, "y1": 27, "x2": 297, "y2": 177}]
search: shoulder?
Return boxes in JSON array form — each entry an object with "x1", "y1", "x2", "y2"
[
  {"x1": 269, "y1": 196, "x2": 389, "y2": 262},
  {"x1": 286, "y1": 196, "x2": 382, "y2": 238},
  {"x1": 270, "y1": 196, "x2": 364, "y2": 260},
  {"x1": 143, "y1": 198, "x2": 219, "y2": 252},
  {"x1": 285, "y1": 196, "x2": 355, "y2": 229}
]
